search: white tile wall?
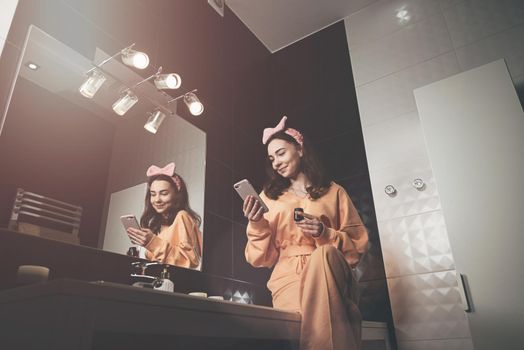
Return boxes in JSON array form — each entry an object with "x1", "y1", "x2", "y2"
[
  {"x1": 362, "y1": 111, "x2": 429, "y2": 172},
  {"x1": 387, "y1": 270, "x2": 472, "y2": 341},
  {"x1": 0, "y1": 0, "x2": 18, "y2": 58},
  {"x1": 350, "y1": 13, "x2": 453, "y2": 86},
  {"x1": 442, "y1": 0, "x2": 524, "y2": 48},
  {"x1": 0, "y1": 36, "x2": 5, "y2": 58},
  {"x1": 455, "y1": 23, "x2": 524, "y2": 79},
  {"x1": 369, "y1": 160, "x2": 441, "y2": 222},
  {"x1": 379, "y1": 210, "x2": 455, "y2": 278},
  {"x1": 438, "y1": 0, "x2": 466, "y2": 10},
  {"x1": 346, "y1": 0, "x2": 523, "y2": 344},
  {"x1": 356, "y1": 52, "x2": 460, "y2": 127},
  {"x1": 398, "y1": 338, "x2": 474, "y2": 350},
  {"x1": 345, "y1": 0, "x2": 442, "y2": 49},
  {"x1": 0, "y1": 0, "x2": 18, "y2": 42}
]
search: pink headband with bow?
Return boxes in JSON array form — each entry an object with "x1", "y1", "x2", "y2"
[
  {"x1": 262, "y1": 116, "x2": 303, "y2": 146},
  {"x1": 146, "y1": 162, "x2": 181, "y2": 191}
]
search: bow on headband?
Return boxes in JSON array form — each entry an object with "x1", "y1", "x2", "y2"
[
  {"x1": 262, "y1": 116, "x2": 303, "y2": 146},
  {"x1": 146, "y1": 162, "x2": 181, "y2": 191}
]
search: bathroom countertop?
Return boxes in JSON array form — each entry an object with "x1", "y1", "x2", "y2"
[
  {"x1": 0, "y1": 278, "x2": 301, "y2": 349},
  {"x1": 0, "y1": 279, "x2": 390, "y2": 349}
]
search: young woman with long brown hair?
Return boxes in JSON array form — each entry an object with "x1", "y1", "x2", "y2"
[
  {"x1": 127, "y1": 162, "x2": 202, "y2": 269},
  {"x1": 243, "y1": 116, "x2": 368, "y2": 350}
]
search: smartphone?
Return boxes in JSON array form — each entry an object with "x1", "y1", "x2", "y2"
[
  {"x1": 120, "y1": 214, "x2": 141, "y2": 231},
  {"x1": 233, "y1": 179, "x2": 269, "y2": 213}
]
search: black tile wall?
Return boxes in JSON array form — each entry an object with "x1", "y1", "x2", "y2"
[
  {"x1": 201, "y1": 213, "x2": 233, "y2": 278},
  {"x1": 205, "y1": 159, "x2": 233, "y2": 219}
]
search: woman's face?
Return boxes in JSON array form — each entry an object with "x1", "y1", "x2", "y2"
[
  {"x1": 149, "y1": 180, "x2": 175, "y2": 215},
  {"x1": 267, "y1": 138, "x2": 303, "y2": 179}
]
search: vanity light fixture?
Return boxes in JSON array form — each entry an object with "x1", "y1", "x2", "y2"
[
  {"x1": 80, "y1": 43, "x2": 203, "y2": 124},
  {"x1": 79, "y1": 43, "x2": 148, "y2": 99},
  {"x1": 144, "y1": 109, "x2": 167, "y2": 134},
  {"x1": 112, "y1": 89, "x2": 138, "y2": 116}
]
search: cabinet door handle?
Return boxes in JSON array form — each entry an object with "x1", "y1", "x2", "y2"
[{"x1": 457, "y1": 273, "x2": 473, "y2": 312}]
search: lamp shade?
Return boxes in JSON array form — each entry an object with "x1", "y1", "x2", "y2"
[
  {"x1": 112, "y1": 91, "x2": 138, "y2": 116},
  {"x1": 144, "y1": 110, "x2": 167, "y2": 134},
  {"x1": 184, "y1": 92, "x2": 204, "y2": 116},
  {"x1": 79, "y1": 70, "x2": 106, "y2": 99}
]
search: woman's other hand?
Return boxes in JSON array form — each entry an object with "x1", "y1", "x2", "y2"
[
  {"x1": 127, "y1": 227, "x2": 155, "y2": 246},
  {"x1": 243, "y1": 195, "x2": 265, "y2": 222},
  {"x1": 296, "y1": 213, "x2": 325, "y2": 238}
]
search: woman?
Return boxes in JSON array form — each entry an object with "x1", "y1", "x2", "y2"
[
  {"x1": 127, "y1": 162, "x2": 203, "y2": 269},
  {"x1": 243, "y1": 116, "x2": 369, "y2": 350}
]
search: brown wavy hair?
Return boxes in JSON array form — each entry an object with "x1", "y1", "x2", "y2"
[
  {"x1": 263, "y1": 130, "x2": 331, "y2": 200},
  {"x1": 140, "y1": 174, "x2": 201, "y2": 234}
]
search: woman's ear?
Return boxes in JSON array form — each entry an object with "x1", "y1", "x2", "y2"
[{"x1": 298, "y1": 146, "x2": 304, "y2": 158}]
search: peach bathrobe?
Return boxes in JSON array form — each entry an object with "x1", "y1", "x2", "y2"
[
  {"x1": 246, "y1": 182, "x2": 368, "y2": 350},
  {"x1": 145, "y1": 210, "x2": 203, "y2": 269}
]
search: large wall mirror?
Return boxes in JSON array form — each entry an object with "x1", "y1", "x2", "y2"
[{"x1": 0, "y1": 25, "x2": 206, "y2": 270}]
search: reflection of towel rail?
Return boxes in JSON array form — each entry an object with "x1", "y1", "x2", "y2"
[
  {"x1": 17, "y1": 197, "x2": 82, "y2": 216},
  {"x1": 16, "y1": 189, "x2": 83, "y2": 212},
  {"x1": 15, "y1": 203, "x2": 82, "y2": 223},
  {"x1": 17, "y1": 210, "x2": 81, "y2": 229},
  {"x1": 9, "y1": 188, "x2": 82, "y2": 244}
]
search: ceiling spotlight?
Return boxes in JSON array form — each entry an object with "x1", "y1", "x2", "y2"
[
  {"x1": 112, "y1": 90, "x2": 138, "y2": 116},
  {"x1": 396, "y1": 8, "x2": 411, "y2": 23},
  {"x1": 144, "y1": 110, "x2": 167, "y2": 134},
  {"x1": 79, "y1": 69, "x2": 107, "y2": 99},
  {"x1": 25, "y1": 62, "x2": 40, "y2": 70},
  {"x1": 121, "y1": 48, "x2": 149, "y2": 69},
  {"x1": 184, "y1": 92, "x2": 204, "y2": 116},
  {"x1": 154, "y1": 73, "x2": 182, "y2": 89}
]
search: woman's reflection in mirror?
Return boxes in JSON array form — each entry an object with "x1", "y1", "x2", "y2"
[{"x1": 126, "y1": 162, "x2": 202, "y2": 269}]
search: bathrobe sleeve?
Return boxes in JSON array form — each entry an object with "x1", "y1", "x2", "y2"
[
  {"x1": 145, "y1": 211, "x2": 202, "y2": 268},
  {"x1": 313, "y1": 187, "x2": 369, "y2": 268}
]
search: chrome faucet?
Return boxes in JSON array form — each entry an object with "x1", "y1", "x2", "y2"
[{"x1": 130, "y1": 261, "x2": 170, "y2": 289}]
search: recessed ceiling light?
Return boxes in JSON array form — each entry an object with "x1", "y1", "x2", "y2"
[
  {"x1": 25, "y1": 62, "x2": 40, "y2": 70},
  {"x1": 396, "y1": 9, "x2": 411, "y2": 23}
]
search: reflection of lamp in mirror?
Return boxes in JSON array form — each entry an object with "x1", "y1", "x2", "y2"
[
  {"x1": 144, "y1": 110, "x2": 167, "y2": 134},
  {"x1": 121, "y1": 47, "x2": 149, "y2": 69},
  {"x1": 184, "y1": 92, "x2": 204, "y2": 116},
  {"x1": 79, "y1": 69, "x2": 107, "y2": 99},
  {"x1": 112, "y1": 90, "x2": 138, "y2": 116},
  {"x1": 154, "y1": 73, "x2": 182, "y2": 89}
]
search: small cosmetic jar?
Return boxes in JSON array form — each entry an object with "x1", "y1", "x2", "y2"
[
  {"x1": 294, "y1": 208, "x2": 304, "y2": 222},
  {"x1": 16, "y1": 265, "x2": 50, "y2": 286}
]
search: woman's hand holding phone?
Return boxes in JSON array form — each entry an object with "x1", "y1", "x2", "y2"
[
  {"x1": 126, "y1": 227, "x2": 155, "y2": 247},
  {"x1": 243, "y1": 195, "x2": 265, "y2": 222}
]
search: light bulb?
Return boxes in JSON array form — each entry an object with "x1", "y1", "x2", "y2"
[
  {"x1": 121, "y1": 49, "x2": 149, "y2": 69},
  {"x1": 79, "y1": 69, "x2": 106, "y2": 99},
  {"x1": 112, "y1": 91, "x2": 138, "y2": 116},
  {"x1": 184, "y1": 92, "x2": 204, "y2": 116},
  {"x1": 154, "y1": 73, "x2": 181, "y2": 89},
  {"x1": 144, "y1": 110, "x2": 166, "y2": 134}
]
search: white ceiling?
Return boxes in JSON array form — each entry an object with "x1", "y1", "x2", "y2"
[{"x1": 225, "y1": 0, "x2": 378, "y2": 53}]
